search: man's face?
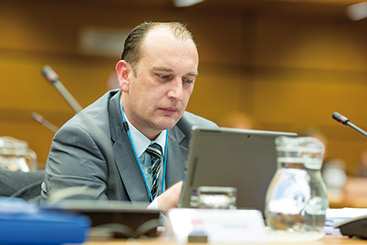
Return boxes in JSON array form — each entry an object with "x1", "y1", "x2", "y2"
[{"x1": 120, "y1": 27, "x2": 199, "y2": 139}]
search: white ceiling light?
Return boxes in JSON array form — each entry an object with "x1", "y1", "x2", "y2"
[
  {"x1": 173, "y1": 0, "x2": 204, "y2": 7},
  {"x1": 347, "y1": 2, "x2": 367, "y2": 21}
]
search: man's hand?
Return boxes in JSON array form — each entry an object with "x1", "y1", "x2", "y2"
[{"x1": 156, "y1": 181, "x2": 183, "y2": 216}]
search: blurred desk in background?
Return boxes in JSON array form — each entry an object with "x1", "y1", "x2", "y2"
[
  {"x1": 85, "y1": 235, "x2": 367, "y2": 245},
  {"x1": 329, "y1": 177, "x2": 367, "y2": 208}
]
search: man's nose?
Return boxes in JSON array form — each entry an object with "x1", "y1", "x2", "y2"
[{"x1": 167, "y1": 78, "x2": 184, "y2": 100}]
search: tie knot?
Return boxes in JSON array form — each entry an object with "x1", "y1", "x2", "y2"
[{"x1": 146, "y1": 143, "x2": 162, "y2": 160}]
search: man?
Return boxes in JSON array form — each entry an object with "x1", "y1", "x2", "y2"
[{"x1": 41, "y1": 22, "x2": 217, "y2": 212}]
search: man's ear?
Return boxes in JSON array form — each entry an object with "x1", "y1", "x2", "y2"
[{"x1": 115, "y1": 60, "x2": 131, "y2": 92}]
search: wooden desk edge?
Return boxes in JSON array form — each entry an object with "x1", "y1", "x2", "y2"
[{"x1": 85, "y1": 235, "x2": 366, "y2": 244}]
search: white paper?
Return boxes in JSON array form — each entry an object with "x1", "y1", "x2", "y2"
[
  {"x1": 325, "y1": 208, "x2": 367, "y2": 235},
  {"x1": 168, "y1": 208, "x2": 267, "y2": 243}
]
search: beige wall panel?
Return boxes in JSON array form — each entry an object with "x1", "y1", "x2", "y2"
[
  {"x1": 249, "y1": 70, "x2": 367, "y2": 174},
  {"x1": 187, "y1": 65, "x2": 243, "y2": 123},
  {"x1": 0, "y1": 53, "x2": 113, "y2": 114},
  {"x1": 253, "y1": 13, "x2": 367, "y2": 71},
  {"x1": 250, "y1": 69, "x2": 367, "y2": 127},
  {"x1": 0, "y1": 1, "x2": 243, "y2": 65}
]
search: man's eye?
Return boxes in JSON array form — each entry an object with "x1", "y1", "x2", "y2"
[
  {"x1": 183, "y1": 78, "x2": 194, "y2": 84},
  {"x1": 158, "y1": 74, "x2": 171, "y2": 80}
]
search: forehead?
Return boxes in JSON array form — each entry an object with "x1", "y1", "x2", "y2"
[{"x1": 139, "y1": 26, "x2": 198, "y2": 60}]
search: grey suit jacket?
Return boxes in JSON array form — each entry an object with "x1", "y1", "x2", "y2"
[{"x1": 41, "y1": 89, "x2": 217, "y2": 203}]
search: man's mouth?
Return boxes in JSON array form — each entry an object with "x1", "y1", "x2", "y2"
[{"x1": 160, "y1": 107, "x2": 179, "y2": 114}]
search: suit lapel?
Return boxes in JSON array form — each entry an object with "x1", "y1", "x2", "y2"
[
  {"x1": 108, "y1": 91, "x2": 150, "y2": 202},
  {"x1": 112, "y1": 135, "x2": 151, "y2": 202}
]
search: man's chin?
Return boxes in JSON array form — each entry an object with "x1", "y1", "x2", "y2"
[{"x1": 155, "y1": 118, "x2": 179, "y2": 130}]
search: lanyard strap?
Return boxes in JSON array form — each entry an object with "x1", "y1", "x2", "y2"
[{"x1": 120, "y1": 102, "x2": 168, "y2": 202}]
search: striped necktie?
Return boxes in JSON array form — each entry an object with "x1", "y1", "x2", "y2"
[{"x1": 145, "y1": 143, "x2": 163, "y2": 199}]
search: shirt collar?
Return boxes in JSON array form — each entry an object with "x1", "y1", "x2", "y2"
[{"x1": 123, "y1": 112, "x2": 166, "y2": 158}]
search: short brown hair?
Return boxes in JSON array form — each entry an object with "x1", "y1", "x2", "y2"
[{"x1": 121, "y1": 22, "x2": 196, "y2": 72}]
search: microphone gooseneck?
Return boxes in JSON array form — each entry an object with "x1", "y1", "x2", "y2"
[
  {"x1": 332, "y1": 112, "x2": 367, "y2": 137},
  {"x1": 41, "y1": 65, "x2": 83, "y2": 113},
  {"x1": 31, "y1": 112, "x2": 59, "y2": 133}
]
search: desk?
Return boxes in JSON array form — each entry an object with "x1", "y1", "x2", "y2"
[{"x1": 86, "y1": 235, "x2": 366, "y2": 244}]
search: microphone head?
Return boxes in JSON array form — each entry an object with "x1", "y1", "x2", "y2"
[
  {"x1": 332, "y1": 112, "x2": 349, "y2": 125},
  {"x1": 31, "y1": 112, "x2": 44, "y2": 123},
  {"x1": 42, "y1": 65, "x2": 59, "y2": 84}
]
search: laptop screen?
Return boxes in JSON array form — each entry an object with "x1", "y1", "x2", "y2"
[{"x1": 178, "y1": 126, "x2": 297, "y2": 214}]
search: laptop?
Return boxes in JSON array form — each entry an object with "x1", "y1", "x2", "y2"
[{"x1": 178, "y1": 126, "x2": 297, "y2": 214}]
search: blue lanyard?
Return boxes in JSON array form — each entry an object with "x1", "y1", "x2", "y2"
[{"x1": 120, "y1": 102, "x2": 168, "y2": 202}]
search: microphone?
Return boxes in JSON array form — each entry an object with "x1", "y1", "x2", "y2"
[
  {"x1": 41, "y1": 65, "x2": 83, "y2": 113},
  {"x1": 332, "y1": 112, "x2": 367, "y2": 137},
  {"x1": 31, "y1": 112, "x2": 59, "y2": 133}
]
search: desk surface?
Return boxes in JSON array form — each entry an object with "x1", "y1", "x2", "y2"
[
  {"x1": 86, "y1": 235, "x2": 366, "y2": 244},
  {"x1": 85, "y1": 177, "x2": 367, "y2": 245}
]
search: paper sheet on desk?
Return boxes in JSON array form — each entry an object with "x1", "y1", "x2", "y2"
[
  {"x1": 325, "y1": 208, "x2": 367, "y2": 235},
  {"x1": 167, "y1": 208, "x2": 267, "y2": 243}
]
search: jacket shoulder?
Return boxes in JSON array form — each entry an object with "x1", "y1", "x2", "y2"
[{"x1": 176, "y1": 112, "x2": 217, "y2": 137}]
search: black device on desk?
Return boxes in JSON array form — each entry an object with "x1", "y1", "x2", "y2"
[
  {"x1": 44, "y1": 200, "x2": 161, "y2": 239},
  {"x1": 335, "y1": 215, "x2": 367, "y2": 239}
]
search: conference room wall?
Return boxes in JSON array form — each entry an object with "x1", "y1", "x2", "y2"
[
  {"x1": 239, "y1": 11, "x2": 367, "y2": 175},
  {"x1": 0, "y1": 1, "x2": 366, "y2": 175}
]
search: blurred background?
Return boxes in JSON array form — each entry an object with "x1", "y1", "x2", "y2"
[{"x1": 0, "y1": 0, "x2": 366, "y2": 177}]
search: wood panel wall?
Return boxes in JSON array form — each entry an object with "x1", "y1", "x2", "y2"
[{"x1": 0, "y1": 0, "x2": 366, "y2": 174}]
